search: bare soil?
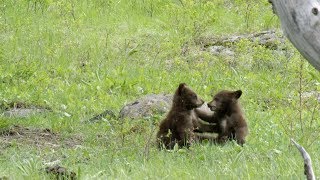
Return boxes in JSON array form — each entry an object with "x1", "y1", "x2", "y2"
[{"x1": 0, "y1": 125, "x2": 82, "y2": 149}]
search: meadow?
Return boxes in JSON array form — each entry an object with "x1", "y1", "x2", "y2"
[{"x1": 0, "y1": 0, "x2": 319, "y2": 179}]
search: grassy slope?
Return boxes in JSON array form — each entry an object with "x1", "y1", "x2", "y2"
[{"x1": 0, "y1": 0, "x2": 319, "y2": 179}]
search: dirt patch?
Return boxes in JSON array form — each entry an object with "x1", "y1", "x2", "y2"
[{"x1": 0, "y1": 125, "x2": 82, "y2": 149}]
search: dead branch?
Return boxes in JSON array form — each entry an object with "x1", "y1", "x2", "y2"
[
  {"x1": 268, "y1": 0, "x2": 320, "y2": 71},
  {"x1": 291, "y1": 139, "x2": 315, "y2": 180}
]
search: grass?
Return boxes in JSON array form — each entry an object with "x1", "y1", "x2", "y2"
[{"x1": 0, "y1": 0, "x2": 319, "y2": 179}]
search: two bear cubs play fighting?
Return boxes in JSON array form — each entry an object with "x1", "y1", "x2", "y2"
[{"x1": 156, "y1": 83, "x2": 248, "y2": 149}]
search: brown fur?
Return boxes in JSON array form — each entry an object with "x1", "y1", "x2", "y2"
[
  {"x1": 196, "y1": 90, "x2": 248, "y2": 145},
  {"x1": 156, "y1": 83, "x2": 214, "y2": 149}
]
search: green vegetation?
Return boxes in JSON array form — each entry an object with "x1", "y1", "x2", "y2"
[{"x1": 0, "y1": 0, "x2": 319, "y2": 179}]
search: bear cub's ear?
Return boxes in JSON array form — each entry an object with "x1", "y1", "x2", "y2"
[
  {"x1": 233, "y1": 90, "x2": 242, "y2": 99},
  {"x1": 178, "y1": 83, "x2": 187, "y2": 95}
]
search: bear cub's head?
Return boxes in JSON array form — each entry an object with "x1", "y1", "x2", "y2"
[
  {"x1": 174, "y1": 83, "x2": 204, "y2": 110},
  {"x1": 207, "y1": 90, "x2": 242, "y2": 113}
]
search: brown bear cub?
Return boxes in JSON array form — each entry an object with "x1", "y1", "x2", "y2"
[
  {"x1": 196, "y1": 90, "x2": 248, "y2": 145},
  {"x1": 156, "y1": 83, "x2": 213, "y2": 149}
]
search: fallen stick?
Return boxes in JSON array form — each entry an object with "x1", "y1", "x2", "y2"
[{"x1": 291, "y1": 139, "x2": 315, "y2": 180}]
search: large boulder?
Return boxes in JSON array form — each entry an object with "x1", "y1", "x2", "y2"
[
  {"x1": 119, "y1": 94, "x2": 173, "y2": 119},
  {"x1": 197, "y1": 30, "x2": 287, "y2": 57}
]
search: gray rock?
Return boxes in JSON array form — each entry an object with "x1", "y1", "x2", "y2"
[
  {"x1": 250, "y1": 30, "x2": 286, "y2": 49},
  {"x1": 208, "y1": 45, "x2": 235, "y2": 57},
  {"x1": 301, "y1": 91, "x2": 320, "y2": 102},
  {"x1": 218, "y1": 30, "x2": 285, "y2": 48},
  {"x1": 200, "y1": 30, "x2": 287, "y2": 56},
  {"x1": 119, "y1": 94, "x2": 173, "y2": 119},
  {"x1": 3, "y1": 108, "x2": 48, "y2": 118},
  {"x1": 118, "y1": 94, "x2": 214, "y2": 120}
]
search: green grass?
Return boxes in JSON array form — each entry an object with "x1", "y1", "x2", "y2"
[{"x1": 0, "y1": 0, "x2": 319, "y2": 179}]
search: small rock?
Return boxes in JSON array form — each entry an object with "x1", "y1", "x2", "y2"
[
  {"x1": 63, "y1": 112, "x2": 72, "y2": 117},
  {"x1": 61, "y1": 104, "x2": 67, "y2": 110}
]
